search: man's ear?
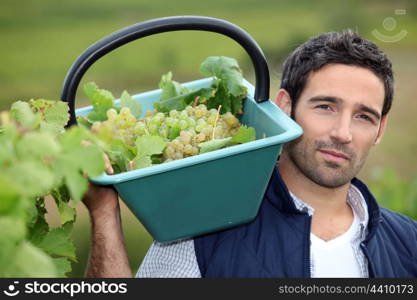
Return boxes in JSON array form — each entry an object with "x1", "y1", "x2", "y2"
[
  {"x1": 374, "y1": 114, "x2": 388, "y2": 145},
  {"x1": 274, "y1": 89, "x2": 292, "y2": 117}
]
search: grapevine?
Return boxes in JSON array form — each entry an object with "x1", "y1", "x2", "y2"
[
  {"x1": 0, "y1": 100, "x2": 105, "y2": 277},
  {"x1": 0, "y1": 55, "x2": 256, "y2": 277}
]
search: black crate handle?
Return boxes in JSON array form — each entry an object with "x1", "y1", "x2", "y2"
[{"x1": 61, "y1": 16, "x2": 270, "y2": 126}]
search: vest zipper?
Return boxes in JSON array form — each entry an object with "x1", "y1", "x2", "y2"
[
  {"x1": 360, "y1": 242, "x2": 375, "y2": 277},
  {"x1": 305, "y1": 215, "x2": 312, "y2": 278}
]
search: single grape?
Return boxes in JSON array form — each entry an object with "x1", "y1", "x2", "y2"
[
  {"x1": 107, "y1": 108, "x2": 118, "y2": 120},
  {"x1": 169, "y1": 110, "x2": 179, "y2": 118}
]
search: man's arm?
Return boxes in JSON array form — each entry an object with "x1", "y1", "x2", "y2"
[{"x1": 83, "y1": 183, "x2": 132, "y2": 277}]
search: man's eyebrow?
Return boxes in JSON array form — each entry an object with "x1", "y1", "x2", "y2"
[
  {"x1": 308, "y1": 96, "x2": 343, "y2": 104},
  {"x1": 358, "y1": 104, "x2": 381, "y2": 120}
]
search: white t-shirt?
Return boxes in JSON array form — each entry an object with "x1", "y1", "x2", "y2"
[{"x1": 310, "y1": 207, "x2": 362, "y2": 278}]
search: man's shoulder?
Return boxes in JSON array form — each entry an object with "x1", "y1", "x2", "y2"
[
  {"x1": 379, "y1": 207, "x2": 417, "y2": 233},
  {"x1": 351, "y1": 178, "x2": 417, "y2": 232},
  {"x1": 375, "y1": 208, "x2": 417, "y2": 265}
]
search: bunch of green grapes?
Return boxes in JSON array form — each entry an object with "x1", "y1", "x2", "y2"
[
  {"x1": 163, "y1": 130, "x2": 200, "y2": 162},
  {"x1": 91, "y1": 107, "x2": 138, "y2": 146},
  {"x1": 161, "y1": 105, "x2": 241, "y2": 161},
  {"x1": 91, "y1": 103, "x2": 242, "y2": 164}
]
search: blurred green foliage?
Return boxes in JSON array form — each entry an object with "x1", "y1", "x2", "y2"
[
  {"x1": 1, "y1": 0, "x2": 416, "y2": 277},
  {"x1": 369, "y1": 168, "x2": 417, "y2": 220}
]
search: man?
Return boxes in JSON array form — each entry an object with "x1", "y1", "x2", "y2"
[{"x1": 83, "y1": 30, "x2": 417, "y2": 278}]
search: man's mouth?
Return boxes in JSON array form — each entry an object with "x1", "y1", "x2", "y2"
[{"x1": 318, "y1": 149, "x2": 350, "y2": 162}]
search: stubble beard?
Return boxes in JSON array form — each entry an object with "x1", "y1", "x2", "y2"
[{"x1": 283, "y1": 138, "x2": 369, "y2": 188}]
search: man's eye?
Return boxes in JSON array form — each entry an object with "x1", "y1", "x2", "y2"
[
  {"x1": 358, "y1": 114, "x2": 373, "y2": 122},
  {"x1": 315, "y1": 104, "x2": 331, "y2": 110}
]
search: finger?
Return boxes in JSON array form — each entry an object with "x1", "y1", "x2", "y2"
[{"x1": 103, "y1": 153, "x2": 114, "y2": 175}]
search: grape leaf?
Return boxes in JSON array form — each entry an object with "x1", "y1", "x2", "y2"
[
  {"x1": 62, "y1": 169, "x2": 88, "y2": 203},
  {"x1": 0, "y1": 139, "x2": 17, "y2": 165},
  {"x1": 86, "y1": 110, "x2": 107, "y2": 122},
  {"x1": 51, "y1": 186, "x2": 74, "y2": 225},
  {"x1": 76, "y1": 116, "x2": 93, "y2": 129},
  {"x1": 0, "y1": 115, "x2": 19, "y2": 142},
  {"x1": 84, "y1": 82, "x2": 114, "y2": 110},
  {"x1": 230, "y1": 125, "x2": 256, "y2": 144},
  {"x1": 0, "y1": 216, "x2": 26, "y2": 244},
  {"x1": 58, "y1": 127, "x2": 105, "y2": 176},
  {"x1": 168, "y1": 124, "x2": 181, "y2": 140},
  {"x1": 198, "y1": 137, "x2": 232, "y2": 154},
  {"x1": 57, "y1": 201, "x2": 76, "y2": 225},
  {"x1": 205, "y1": 84, "x2": 232, "y2": 113},
  {"x1": 26, "y1": 204, "x2": 39, "y2": 228},
  {"x1": 51, "y1": 185, "x2": 71, "y2": 203},
  {"x1": 40, "y1": 101, "x2": 70, "y2": 134},
  {"x1": 84, "y1": 82, "x2": 114, "y2": 122},
  {"x1": 108, "y1": 141, "x2": 136, "y2": 173},
  {"x1": 199, "y1": 56, "x2": 248, "y2": 115},
  {"x1": 0, "y1": 175, "x2": 20, "y2": 214},
  {"x1": 53, "y1": 257, "x2": 72, "y2": 277},
  {"x1": 55, "y1": 127, "x2": 105, "y2": 201},
  {"x1": 159, "y1": 71, "x2": 186, "y2": 100},
  {"x1": 28, "y1": 99, "x2": 70, "y2": 135},
  {"x1": 10, "y1": 101, "x2": 41, "y2": 129},
  {"x1": 231, "y1": 94, "x2": 244, "y2": 115},
  {"x1": 62, "y1": 221, "x2": 74, "y2": 236},
  {"x1": 76, "y1": 146, "x2": 105, "y2": 175},
  {"x1": 37, "y1": 227, "x2": 77, "y2": 262},
  {"x1": 133, "y1": 156, "x2": 152, "y2": 169},
  {"x1": 155, "y1": 56, "x2": 246, "y2": 114},
  {"x1": 200, "y1": 56, "x2": 247, "y2": 97},
  {"x1": 132, "y1": 135, "x2": 166, "y2": 169},
  {"x1": 15, "y1": 132, "x2": 61, "y2": 160},
  {"x1": 59, "y1": 125, "x2": 91, "y2": 147},
  {"x1": 3, "y1": 241, "x2": 57, "y2": 277},
  {"x1": 5, "y1": 160, "x2": 55, "y2": 198},
  {"x1": 135, "y1": 135, "x2": 166, "y2": 157},
  {"x1": 198, "y1": 126, "x2": 256, "y2": 153},
  {"x1": 28, "y1": 99, "x2": 55, "y2": 111},
  {"x1": 0, "y1": 216, "x2": 27, "y2": 273},
  {"x1": 120, "y1": 90, "x2": 141, "y2": 118},
  {"x1": 28, "y1": 215, "x2": 49, "y2": 246},
  {"x1": 154, "y1": 87, "x2": 215, "y2": 113}
]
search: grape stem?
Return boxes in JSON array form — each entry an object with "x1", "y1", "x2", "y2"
[
  {"x1": 128, "y1": 160, "x2": 135, "y2": 171},
  {"x1": 193, "y1": 96, "x2": 200, "y2": 107},
  {"x1": 212, "y1": 105, "x2": 222, "y2": 140}
]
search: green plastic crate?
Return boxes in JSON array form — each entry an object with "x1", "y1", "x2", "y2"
[
  {"x1": 62, "y1": 16, "x2": 303, "y2": 242},
  {"x1": 76, "y1": 78, "x2": 302, "y2": 241}
]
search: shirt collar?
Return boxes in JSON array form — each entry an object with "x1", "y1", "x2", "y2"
[{"x1": 289, "y1": 184, "x2": 369, "y2": 239}]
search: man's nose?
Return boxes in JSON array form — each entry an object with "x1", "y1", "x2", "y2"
[{"x1": 329, "y1": 115, "x2": 353, "y2": 144}]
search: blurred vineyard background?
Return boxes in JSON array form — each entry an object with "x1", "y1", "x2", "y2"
[{"x1": 1, "y1": 0, "x2": 416, "y2": 277}]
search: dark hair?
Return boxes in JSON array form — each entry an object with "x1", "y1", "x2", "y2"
[{"x1": 280, "y1": 30, "x2": 394, "y2": 116}]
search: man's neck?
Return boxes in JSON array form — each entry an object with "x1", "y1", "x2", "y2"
[{"x1": 278, "y1": 153, "x2": 354, "y2": 240}]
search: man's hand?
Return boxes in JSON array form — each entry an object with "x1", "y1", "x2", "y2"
[
  {"x1": 83, "y1": 182, "x2": 119, "y2": 219},
  {"x1": 82, "y1": 152, "x2": 118, "y2": 216},
  {"x1": 82, "y1": 182, "x2": 133, "y2": 278}
]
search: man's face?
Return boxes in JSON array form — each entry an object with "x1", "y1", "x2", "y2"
[{"x1": 282, "y1": 64, "x2": 387, "y2": 188}]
